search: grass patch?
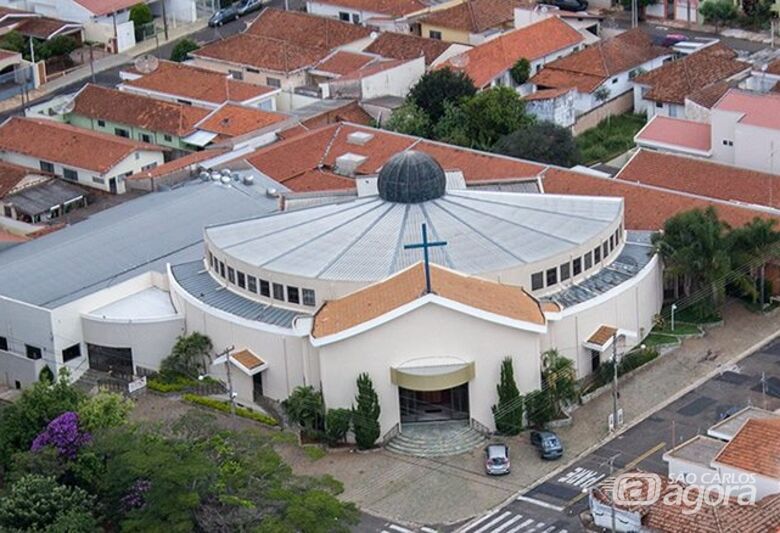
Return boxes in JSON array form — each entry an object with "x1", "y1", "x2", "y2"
[
  {"x1": 183, "y1": 393, "x2": 278, "y2": 427},
  {"x1": 643, "y1": 333, "x2": 680, "y2": 348},
  {"x1": 652, "y1": 323, "x2": 701, "y2": 336},
  {"x1": 672, "y1": 305, "x2": 722, "y2": 325},
  {"x1": 576, "y1": 113, "x2": 647, "y2": 165},
  {"x1": 303, "y1": 445, "x2": 327, "y2": 461}
]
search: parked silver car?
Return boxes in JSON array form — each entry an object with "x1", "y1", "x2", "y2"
[
  {"x1": 237, "y1": 0, "x2": 264, "y2": 16},
  {"x1": 485, "y1": 444, "x2": 511, "y2": 475}
]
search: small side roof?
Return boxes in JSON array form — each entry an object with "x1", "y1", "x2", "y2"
[
  {"x1": 363, "y1": 31, "x2": 453, "y2": 66},
  {"x1": 312, "y1": 262, "x2": 546, "y2": 340},
  {"x1": 634, "y1": 115, "x2": 712, "y2": 155},
  {"x1": 662, "y1": 434, "x2": 725, "y2": 467},
  {"x1": 707, "y1": 405, "x2": 780, "y2": 440},
  {"x1": 713, "y1": 418, "x2": 780, "y2": 479}
]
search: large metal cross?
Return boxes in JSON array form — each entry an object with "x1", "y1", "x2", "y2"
[{"x1": 404, "y1": 223, "x2": 447, "y2": 294}]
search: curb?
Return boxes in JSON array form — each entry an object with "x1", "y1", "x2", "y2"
[{"x1": 453, "y1": 327, "x2": 780, "y2": 532}]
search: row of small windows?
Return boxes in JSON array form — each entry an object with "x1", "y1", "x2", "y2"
[
  {"x1": 531, "y1": 228, "x2": 622, "y2": 291},
  {"x1": 210, "y1": 253, "x2": 316, "y2": 307}
]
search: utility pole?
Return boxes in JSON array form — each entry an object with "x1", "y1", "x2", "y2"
[
  {"x1": 762, "y1": 371, "x2": 768, "y2": 409},
  {"x1": 161, "y1": 0, "x2": 169, "y2": 41},
  {"x1": 611, "y1": 332, "x2": 620, "y2": 433},
  {"x1": 632, "y1": 0, "x2": 638, "y2": 28},
  {"x1": 609, "y1": 454, "x2": 619, "y2": 533},
  {"x1": 218, "y1": 345, "x2": 237, "y2": 417},
  {"x1": 89, "y1": 44, "x2": 95, "y2": 83}
]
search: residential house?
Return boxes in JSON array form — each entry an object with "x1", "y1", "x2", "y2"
[
  {"x1": 320, "y1": 57, "x2": 426, "y2": 100},
  {"x1": 305, "y1": 0, "x2": 427, "y2": 31},
  {"x1": 189, "y1": 9, "x2": 373, "y2": 91},
  {"x1": 633, "y1": 43, "x2": 749, "y2": 119},
  {"x1": 634, "y1": 89, "x2": 780, "y2": 174},
  {"x1": 362, "y1": 31, "x2": 468, "y2": 68},
  {"x1": 438, "y1": 15, "x2": 585, "y2": 91},
  {"x1": 743, "y1": 57, "x2": 780, "y2": 93},
  {"x1": 530, "y1": 28, "x2": 670, "y2": 116},
  {"x1": 118, "y1": 60, "x2": 279, "y2": 110},
  {"x1": 186, "y1": 103, "x2": 289, "y2": 150},
  {"x1": 0, "y1": 160, "x2": 86, "y2": 223},
  {"x1": 0, "y1": 6, "x2": 83, "y2": 43},
  {"x1": 664, "y1": 407, "x2": 780, "y2": 500},
  {"x1": 417, "y1": 0, "x2": 529, "y2": 45},
  {"x1": 0, "y1": 117, "x2": 166, "y2": 193},
  {"x1": 524, "y1": 88, "x2": 577, "y2": 128}
]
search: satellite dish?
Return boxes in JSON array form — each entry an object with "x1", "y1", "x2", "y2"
[
  {"x1": 370, "y1": 31, "x2": 378, "y2": 39},
  {"x1": 134, "y1": 54, "x2": 159, "y2": 74}
]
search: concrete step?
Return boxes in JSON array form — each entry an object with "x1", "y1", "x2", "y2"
[
  {"x1": 385, "y1": 422, "x2": 487, "y2": 457},
  {"x1": 73, "y1": 368, "x2": 109, "y2": 393}
]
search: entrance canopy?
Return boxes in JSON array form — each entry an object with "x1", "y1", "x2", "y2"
[
  {"x1": 583, "y1": 325, "x2": 638, "y2": 352},
  {"x1": 213, "y1": 348, "x2": 268, "y2": 376},
  {"x1": 391, "y1": 356, "x2": 474, "y2": 392}
]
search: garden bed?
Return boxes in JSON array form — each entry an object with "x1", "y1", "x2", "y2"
[
  {"x1": 183, "y1": 393, "x2": 278, "y2": 427},
  {"x1": 575, "y1": 113, "x2": 646, "y2": 165}
]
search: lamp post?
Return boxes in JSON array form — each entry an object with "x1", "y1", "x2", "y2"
[{"x1": 670, "y1": 303, "x2": 678, "y2": 333}]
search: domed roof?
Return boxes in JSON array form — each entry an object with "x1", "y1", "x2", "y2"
[{"x1": 377, "y1": 150, "x2": 446, "y2": 203}]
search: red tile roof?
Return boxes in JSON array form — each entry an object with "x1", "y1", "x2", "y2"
[
  {"x1": 309, "y1": 0, "x2": 427, "y2": 17},
  {"x1": 617, "y1": 150, "x2": 780, "y2": 210},
  {"x1": 73, "y1": 84, "x2": 209, "y2": 137},
  {"x1": 246, "y1": 8, "x2": 372, "y2": 48},
  {"x1": 542, "y1": 166, "x2": 776, "y2": 229},
  {"x1": 313, "y1": 262, "x2": 545, "y2": 338},
  {"x1": 74, "y1": 0, "x2": 139, "y2": 16},
  {"x1": 634, "y1": 43, "x2": 748, "y2": 105},
  {"x1": 193, "y1": 34, "x2": 328, "y2": 74},
  {"x1": 0, "y1": 160, "x2": 37, "y2": 198},
  {"x1": 0, "y1": 117, "x2": 164, "y2": 174},
  {"x1": 766, "y1": 58, "x2": 780, "y2": 76},
  {"x1": 439, "y1": 16, "x2": 584, "y2": 88},
  {"x1": 314, "y1": 51, "x2": 376, "y2": 76},
  {"x1": 245, "y1": 123, "x2": 544, "y2": 192},
  {"x1": 16, "y1": 17, "x2": 81, "y2": 40},
  {"x1": 122, "y1": 60, "x2": 275, "y2": 105},
  {"x1": 634, "y1": 116, "x2": 712, "y2": 153},
  {"x1": 530, "y1": 28, "x2": 668, "y2": 93},
  {"x1": 364, "y1": 32, "x2": 453, "y2": 66},
  {"x1": 335, "y1": 58, "x2": 409, "y2": 82},
  {"x1": 523, "y1": 87, "x2": 572, "y2": 101},
  {"x1": 713, "y1": 88, "x2": 780, "y2": 130},
  {"x1": 419, "y1": 0, "x2": 530, "y2": 33},
  {"x1": 196, "y1": 104, "x2": 287, "y2": 138},
  {"x1": 687, "y1": 80, "x2": 733, "y2": 109},
  {"x1": 713, "y1": 418, "x2": 780, "y2": 478}
]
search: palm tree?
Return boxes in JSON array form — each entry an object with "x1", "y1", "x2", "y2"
[
  {"x1": 728, "y1": 218, "x2": 780, "y2": 304},
  {"x1": 542, "y1": 349, "x2": 577, "y2": 417},
  {"x1": 652, "y1": 207, "x2": 732, "y2": 308}
]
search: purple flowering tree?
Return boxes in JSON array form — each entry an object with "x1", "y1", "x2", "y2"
[
  {"x1": 31, "y1": 411, "x2": 91, "y2": 460},
  {"x1": 121, "y1": 479, "x2": 152, "y2": 511}
]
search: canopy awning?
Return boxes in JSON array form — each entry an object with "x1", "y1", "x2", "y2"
[
  {"x1": 213, "y1": 348, "x2": 268, "y2": 376},
  {"x1": 583, "y1": 326, "x2": 638, "y2": 352},
  {"x1": 182, "y1": 130, "x2": 218, "y2": 147},
  {"x1": 390, "y1": 357, "x2": 474, "y2": 391}
]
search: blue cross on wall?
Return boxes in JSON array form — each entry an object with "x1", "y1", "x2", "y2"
[{"x1": 404, "y1": 223, "x2": 447, "y2": 294}]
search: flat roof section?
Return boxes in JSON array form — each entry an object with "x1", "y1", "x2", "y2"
[
  {"x1": 635, "y1": 116, "x2": 712, "y2": 155},
  {"x1": 663, "y1": 435, "x2": 725, "y2": 467},
  {"x1": 87, "y1": 287, "x2": 178, "y2": 320}
]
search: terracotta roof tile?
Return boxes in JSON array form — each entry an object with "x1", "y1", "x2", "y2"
[
  {"x1": 634, "y1": 43, "x2": 748, "y2": 105},
  {"x1": 74, "y1": 0, "x2": 139, "y2": 16},
  {"x1": 196, "y1": 104, "x2": 287, "y2": 138},
  {"x1": 314, "y1": 51, "x2": 376, "y2": 76},
  {"x1": 687, "y1": 80, "x2": 733, "y2": 109},
  {"x1": 312, "y1": 262, "x2": 545, "y2": 337},
  {"x1": 16, "y1": 17, "x2": 80, "y2": 40},
  {"x1": 542, "y1": 166, "x2": 777, "y2": 230},
  {"x1": 123, "y1": 60, "x2": 275, "y2": 105},
  {"x1": 617, "y1": 150, "x2": 780, "y2": 209},
  {"x1": 419, "y1": 0, "x2": 530, "y2": 33},
  {"x1": 713, "y1": 418, "x2": 780, "y2": 478},
  {"x1": 336, "y1": 58, "x2": 409, "y2": 82},
  {"x1": 73, "y1": 84, "x2": 209, "y2": 137},
  {"x1": 231, "y1": 349, "x2": 265, "y2": 369},
  {"x1": 193, "y1": 34, "x2": 327, "y2": 73},
  {"x1": 530, "y1": 28, "x2": 668, "y2": 93},
  {"x1": 587, "y1": 325, "x2": 617, "y2": 346},
  {"x1": 364, "y1": 32, "x2": 452, "y2": 66},
  {"x1": 524, "y1": 87, "x2": 572, "y2": 101},
  {"x1": 307, "y1": 0, "x2": 427, "y2": 17},
  {"x1": 634, "y1": 116, "x2": 711, "y2": 153},
  {"x1": 246, "y1": 8, "x2": 372, "y2": 48},
  {"x1": 0, "y1": 160, "x2": 36, "y2": 198},
  {"x1": 0, "y1": 117, "x2": 164, "y2": 174},
  {"x1": 766, "y1": 58, "x2": 780, "y2": 76},
  {"x1": 714, "y1": 89, "x2": 780, "y2": 130},
  {"x1": 440, "y1": 16, "x2": 584, "y2": 88}
]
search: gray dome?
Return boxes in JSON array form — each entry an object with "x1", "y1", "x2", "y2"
[{"x1": 377, "y1": 150, "x2": 446, "y2": 203}]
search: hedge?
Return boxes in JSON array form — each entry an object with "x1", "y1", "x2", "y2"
[
  {"x1": 182, "y1": 394, "x2": 278, "y2": 426},
  {"x1": 148, "y1": 375, "x2": 196, "y2": 393}
]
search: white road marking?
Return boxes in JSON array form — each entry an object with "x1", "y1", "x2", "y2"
[
  {"x1": 461, "y1": 508, "x2": 501, "y2": 532},
  {"x1": 541, "y1": 527, "x2": 556, "y2": 533},
  {"x1": 474, "y1": 511, "x2": 512, "y2": 533},
  {"x1": 492, "y1": 514, "x2": 523, "y2": 533},
  {"x1": 515, "y1": 495, "x2": 566, "y2": 512},
  {"x1": 509, "y1": 519, "x2": 534, "y2": 532},
  {"x1": 388, "y1": 525, "x2": 414, "y2": 533},
  {"x1": 420, "y1": 528, "x2": 437, "y2": 533},
  {"x1": 527, "y1": 522, "x2": 545, "y2": 532},
  {"x1": 557, "y1": 467, "x2": 606, "y2": 489}
]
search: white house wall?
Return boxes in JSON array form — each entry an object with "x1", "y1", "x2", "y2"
[
  {"x1": 316, "y1": 303, "x2": 543, "y2": 436},
  {"x1": 305, "y1": 0, "x2": 384, "y2": 26},
  {"x1": 0, "y1": 296, "x2": 53, "y2": 386},
  {"x1": 359, "y1": 57, "x2": 425, "y2": 99}
]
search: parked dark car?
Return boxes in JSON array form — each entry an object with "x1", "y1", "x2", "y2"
[
  {"x1": 209, "y1": 6, "x2": 239, "y2": 27},
  {"x1": 530, "y1": 430, "x2": 564, "y2": 460},
  {"x1": 485, "y1": 444, "x2": 511, "y2": 475},
  {"x1": 237, "y1": 0, "x2": 264, "y2": 16},
  {"x1": 539, "y1": 0, "x2": 589, "y2": 12},
  {"x1": 658, "y1": 33, "x2": 687, "y2": 47},
  {"x1": 717, "y1": 405, "x2": 741, "y2": 421}
]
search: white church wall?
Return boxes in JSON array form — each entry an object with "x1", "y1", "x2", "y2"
[{"x1": 316, "y1": 303, "x2": 543, "y2": 436}]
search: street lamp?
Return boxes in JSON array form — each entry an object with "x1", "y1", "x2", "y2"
[{"x1": 670, "y1": 303, "x2": 678, "y2": 333}]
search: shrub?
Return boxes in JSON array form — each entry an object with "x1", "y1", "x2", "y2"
[
  {"x1": 147, "y1": 373, "x2": 198, "y2": 393},
  {"x1": 325, "y1": 408, "x2": 352, "y2": 446},
  {"x1": 182, "y1": 394, "x2": 278, "y2": 426},
  {"x1": 160, "y1": 333, "x2": 213, "y2": 379},
  {"x1": 78, "y1": 392, "x2": 133, "y2": 431},
  {"x1": 170, "y1": 38, "x2": 199, "y2": 62},
  {"x1": 352, "y1": 373, "x2": 380, "y2": 450},
  {"x1": 509, "y1": 58, "x2": 531, "y2": 85},
  {"x1": 0, "y1": 474, "x2": 96, "y2": 532},
  {"x1": 492, "y1": 357, "x2": 524, "y2": 435},
  {"x1": 282, "y1": 386, "x2": 324, "y2": 432},
  {"x1": 525, "y1": 389, "x2": 554, "y2": 429}
]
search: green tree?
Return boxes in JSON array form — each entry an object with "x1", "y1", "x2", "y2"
[
  {"x1": 352, "y1": 373, "x2": 380, "y2": 450},
  {"x1": 78, "y1": 392, "x2": 134, "y2": 431},
  {"x1": 493, "y1": 121, "x2": 581, "y2": 166},
  {"x1": 593, "y1": 86, "x2": 611, "y2": 105},
  {"x1": 699, "y1": 0, "x2": 738, "y2": 31},
  {"x1": 36, "y1": 36, "x2": 78, "y2": 60},
  {"x1": 408, "y1": 67, "x2": 477, "y2": 122},
  {"x1": 509, "y1": 58, "x2": 531, "y2": 86},
  {"x1": 160, "y1": 332, "x2": 213, "y2": 378},
  {"x1": 282, "y1": 386, "x2": 324, "y2": 432},
  {"x1": 525, "y1": 389, "x2": 554, "y2": 429},
  {"x1": 0, "y1": 30, "x2": 24, "y2": 53},
  {"x1": 0, "y1": 474, "x2": 97, "y2": 532},
  {"x1": 728, "y1": 218, "x2": 780, "y2": 303},
  {"x1": 170, "y1": 38, "x2": 199, "y2": 62},
  {"x1": 38, "y1": 365, "x2": 55, "y2": 383},
  {"x1": 130, "y1": 3, "x2": 154, "y2": 41},
  {"x1": 325, "y1": 408, "x2": 352, "y2": 446},
  {"x1": 0, "y1": 369, "x2": 84, "y2": 469},
  {"x1": 652, "y1": 207, "x2": 732, "y2": 309},
  {"x1": 542, "y1": 349, "x2": 577, "y2": 417},
  {"x1": 457, "y1": 87, "x2": 530, "y2": 149},
  {"x1": 491, "y1": 357, "x2": 524, "y2": 435},
  {"x1": 433, "y1": 101, "x2": 471, "y2": 146},
  {"x1": 385, "y1": 101, "x2": 432, "y2": 138}
]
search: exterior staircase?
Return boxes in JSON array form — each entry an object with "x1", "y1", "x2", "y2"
[
  {"x1": 73, "y1": 368, "x2": 109, "y2": 394},
  {"x1": 385, "y1": 420, "x2": 487, "y2": 457}
]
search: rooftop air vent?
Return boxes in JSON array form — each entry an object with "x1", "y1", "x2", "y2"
[
  {"x1": 335, "y1": 152, "x2": 367, "y2": 177},
  {"x1": 347, "y1": 131, "x2": 374, "y2": 146},
  {"x1": 243, "y1": 175, "x2": 255, "y2": 186}
]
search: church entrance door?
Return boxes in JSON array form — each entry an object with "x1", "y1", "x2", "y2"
[{"x1": 399, "y1": 383, "x2": 469, "y2": 423}]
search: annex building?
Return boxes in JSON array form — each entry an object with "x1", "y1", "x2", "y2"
[{"x1": 0, "y1": 146, "x2": 662, "y2": 437}]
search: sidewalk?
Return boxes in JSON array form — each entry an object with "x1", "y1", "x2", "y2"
[
  {"x1": 276, "y1": 300, "x2": 780, "y2": 526},
  {"x1": 0, "y1": 17, "x2": 209, "y2": 114}
]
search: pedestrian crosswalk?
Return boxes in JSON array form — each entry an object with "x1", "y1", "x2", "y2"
[
  {"x1": 380, "y1": 524, "x2": 438, "y2": 533},
  {"x1": 460, "y1": 508, "x2": 568, "y2": 533}
]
